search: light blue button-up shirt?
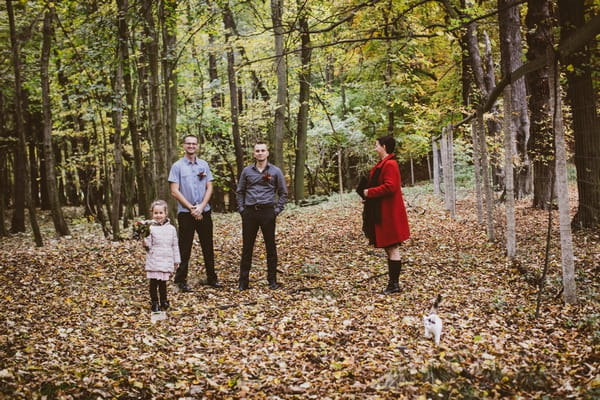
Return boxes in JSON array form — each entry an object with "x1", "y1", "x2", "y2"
[{"x1": 168, "y1": 157, "x2": 213, "y2": 214}]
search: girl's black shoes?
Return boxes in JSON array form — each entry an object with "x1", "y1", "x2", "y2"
[{"x1": 160, "y1": 300, "x2": 169, "y2": 311}]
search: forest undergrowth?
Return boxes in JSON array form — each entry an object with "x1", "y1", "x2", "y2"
[{"x1": 0, "y1": 187, "x2": 598, "y2": 399}]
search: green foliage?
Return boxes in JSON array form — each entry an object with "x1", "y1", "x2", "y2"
[{"x1": 1, "y1": 0, "x2": 479, "y2": 211}]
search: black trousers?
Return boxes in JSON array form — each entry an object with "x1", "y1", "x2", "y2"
[
  {"x1": 175, "y1": 211, "x2": 217, "y2": 284},
  {"x1": 239, "y1": 207, "x2": 278, "y2": 284},
  {"x1": 149, "y1": 279, "x2": 167, "y2": 303}
]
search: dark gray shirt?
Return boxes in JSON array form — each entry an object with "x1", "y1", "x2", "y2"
[{"x1": 236, "y1": 163, "x2": 288, "y2": 214}]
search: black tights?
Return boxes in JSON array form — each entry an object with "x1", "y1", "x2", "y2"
[{"x1": 149, "y1": 279, "x2": 167, "y2": 303}]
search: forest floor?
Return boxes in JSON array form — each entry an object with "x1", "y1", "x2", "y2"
[{"x1": 0, "y1": 186, "x2": 598, "y2": 399}]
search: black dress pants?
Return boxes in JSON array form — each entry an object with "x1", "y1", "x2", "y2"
[
  {"x1": 239, "y1": 207, "x2": 278, "y2": 284},
  {"x1": 175, "y1": 211, "x2": 217, "y2": 284}
]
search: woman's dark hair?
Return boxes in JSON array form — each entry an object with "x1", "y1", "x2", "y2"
[{"x1": 377, "y1": 135, "x2": 396, "y2": 154}]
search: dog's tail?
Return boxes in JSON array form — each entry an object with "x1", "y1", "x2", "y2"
[{"x1": 429, "y1": 294, "x2": 442, "y2": 314}]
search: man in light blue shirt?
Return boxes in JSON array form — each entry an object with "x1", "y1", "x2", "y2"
[{"x1": 168, "y1": 135, "x2": 221, "y2": 291}]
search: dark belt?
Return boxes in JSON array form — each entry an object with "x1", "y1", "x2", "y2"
[{"x1": 248, "y1": 203, "x2": 273, "y2": 210}]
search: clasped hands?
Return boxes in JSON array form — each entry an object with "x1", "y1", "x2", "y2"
[{"x1": 190, "y1": 204, "x2": 204, "y2": 220}]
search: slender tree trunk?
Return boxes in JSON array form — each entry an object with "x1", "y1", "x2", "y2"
[
  {"x1": 478, "y1": 109, "x2": 495, "y2": 241},
  {"x1": 558, "y1": 0, "x2": 600, "y2": 229},
  {"x1": 482, "y1": 31, "x2": 504, "y2": 190},
  {"x1": 110, "y1": 9, "x2": 126, "y2": 240},
  {"x1": 271, "y1": 0, "x2": 287, "y2": 169},
  {"x1": 117, "y1": 0, "x2": 146, "y2": 217},
  {"x1": 160, "y1": 0, "x2": 178, "y2": 220},
  {"x1": 498, "y1": 0, "x2": 531, "y2": 199},
  {"x1": 223, "y1": 4, "x2": 244, "y2": 178},
  {"x1": 142, "y1": 0, "x2": 167, "y2": 202},
  {"x1": 548, "y1": 50, "x2": 577, "y2": 304},
  {"x1": 471, "y1": 122, "x2": 484, "y2": 224},
  {"x1": 294, "y1": 5, "x2": 311, "y2": 202},
  {"x1": 208, "y1": 32, "x2": 222, "y2": 109},
  {"x1": 6, "y1": 0, "x2": 42, "y2": 246},
  {"x1": 432, "y1": 138, "x2": 441, "y2": 198},
  {"x1": 441, "y1": 126, "x2": 455, "y2": 217},
  {"x1": 410, "y1": 155, "x2": 415, "y2": 186},
  {"x1": 0, "y1": 93, "x2": 8, "y2": 237},
  {"x1": 41, "y1": 5, "x2": 69, "y2": 236},
  {"x1": 160, "y1": 0, "x2": 177, "y2": 166},
  {"x1": 504, "y1": 85, "x2": 516, "y2": 258},
  {"x1": 337, "y1": 146, "x2": 343, "y2": 196},
  {"x1": 445, "y1": 126, "x2": 456, "y2": 218},
  {"x1": 526, "y1": 0, "x2": 555, "y2": 210}
]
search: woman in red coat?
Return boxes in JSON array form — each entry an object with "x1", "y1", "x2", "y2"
[{"x1": 362, "y1": 135, "x2": 410, "y2": 294}]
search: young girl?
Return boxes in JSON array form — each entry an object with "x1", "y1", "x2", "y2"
[{"x1": 144, "y1": 200, "x2": 180, "y2": 312}]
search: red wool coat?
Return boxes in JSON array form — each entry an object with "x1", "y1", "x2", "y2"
[{"x1": 366, "y1": 154, "x2": 410, "y2": 248}]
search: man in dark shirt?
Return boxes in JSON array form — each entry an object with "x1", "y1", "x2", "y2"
[{"x1": 236, "y1": 142, "x2": 288, "y2": 290}]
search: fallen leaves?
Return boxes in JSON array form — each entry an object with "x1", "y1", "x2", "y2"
[{"x1": 0, "y1": 191, "x2": 598, "y2": 399}]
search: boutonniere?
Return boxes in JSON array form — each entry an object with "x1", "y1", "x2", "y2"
[
  {"x1": 198, "y1": 170, "x2": 207, "y2": 180},
  {"x1": 132, "y1": 220, "x2": 158, "y2": 239},
  {"x1": 262, "y1": 173, "x2": 272, "y2": 182}
]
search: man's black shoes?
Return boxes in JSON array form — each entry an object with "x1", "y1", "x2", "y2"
[
  {"x1": 207, "y1": 279, "x2": 223, "y2": 288},
  {"x1": 177, "y1": 282, "x2": 192, "y2": 292}
]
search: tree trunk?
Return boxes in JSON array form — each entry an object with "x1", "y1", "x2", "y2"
[
  {"x1": 548, "y1": 50, "x2": 577, "y2": 304},
  {"x1": 6, "y1": 0, "x2": 43, "y2": 246},
  {"x1": 482, "y1": 31, "x2": 504, "y2": 190},
  {"x1": 410, "y1": 155, "x2": 415, "y2": 186},
  {"x1": 41, "y1": 5, "x2": 70, "y2": 236},
  {"x1": 160, "y1": 0, "x2": 178, "y2": 167},
  {"x1": 504, "y1": 85, "x2": 516, "y2": 258},
  {"x1": 271, "y1": 0, "x2": 287, "y2": 169},
  {"x1": 337, "y1": 146, "x2": 343, "y2": 196},
  {"x1": 142, "y1": 0, "x2": 167, "y2": 203},
  {"x1": 294, "y1": 5, "x2": 311, "y2": 202},
  {"x1": 526, "y1": 0, "x2": 555, "y2": 210},
  {"x1": 208, "y1": 32, "x2": 222, "y2": 109},
  {"x1": 223, "y1": 4, "x2": 244, "y2": 179},
  {"x1": 432, "y1": 138, "x2": 441, "y2": 198},
  {"x1": 117, "y1": 0, "x2": 147, "y2": 217},
  {"x1": 498, "y1": 0, "x2": 531, "y2": 199},
  {"x1": 160, "y1": 0, "x2": 178, "y2": 220},
  {"x1": 558, "y1": 0, "x2": 600, "y2": 229},
  {"x1": 445, "y1": 126, "x2": 456, "y2": 218},
  {"x1": 110, "y1": 4, "x2": 127, "y2": 240},
  {"x1": 471, "y1": 122, "x2": 484, "y2": 225},
  {"x1": 0, "y1": 93, "x2": 9, "y2": 236},
  {"x1": 478, "y1": 109, "x2": 495, "y2": 241}
]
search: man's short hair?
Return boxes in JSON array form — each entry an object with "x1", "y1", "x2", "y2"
[{"x1": 182, "y1": 134, "x2": 198, "y2": 143}]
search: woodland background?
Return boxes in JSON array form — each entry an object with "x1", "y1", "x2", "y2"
[
  {"x1": 0, "y1": 0, "x2": 598, "y2": 244},
  {"x1": 0, "y1": 0, "x2": 599, "y2": 398}
]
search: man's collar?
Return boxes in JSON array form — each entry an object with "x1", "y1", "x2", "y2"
[
  {"x1": 252, "y1": 161, "x2": 270, "y2": 170},
  {"x1": 184, "y1": 155, "x2": 198, "y2": 164}
]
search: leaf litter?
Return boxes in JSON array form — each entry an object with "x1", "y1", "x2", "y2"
[{"x1": 0, "y1": 190, "x2": 598, "y2": 399}]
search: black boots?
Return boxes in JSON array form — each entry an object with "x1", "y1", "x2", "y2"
[
  {"x1": 151, "y1": 300, "x2": 169, "y2": 312},
  {"x1": 384, "y1": 259, "x2": 401, "y2": 294},
  {"x1": 268, "y1": 280, "x2": 280, "y2": 290}
]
